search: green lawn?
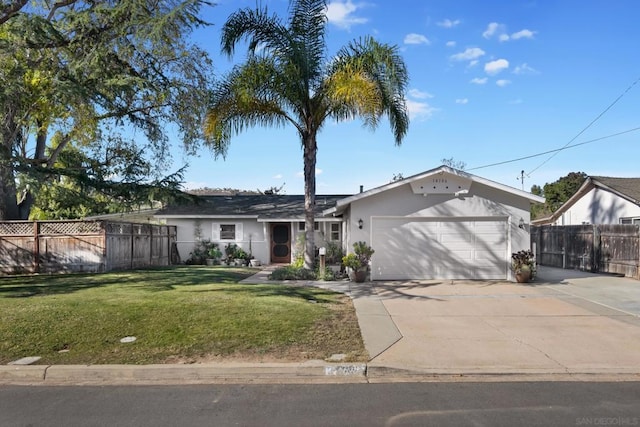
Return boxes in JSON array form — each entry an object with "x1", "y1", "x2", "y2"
[{"x1": 0, "y1": 266, "x2": 366, "y2": 365}]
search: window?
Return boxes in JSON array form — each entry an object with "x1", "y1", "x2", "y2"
[
  {"x1": 298, "y1": 221, "x2": 319, "y2": 231},
  {"x1": 330, "y1": 223, "x2": 341, "y2": 241},
  {"x1": 220, "y1": 224, "x2": 236, "y2": 240},
  {"x1": 620, "y1": 217, "x2": 640, "y2": 225}
]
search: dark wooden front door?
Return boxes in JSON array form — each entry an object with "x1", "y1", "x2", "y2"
[{"x1": 270, "y1": 223, "x2": 291, "y2": 263}]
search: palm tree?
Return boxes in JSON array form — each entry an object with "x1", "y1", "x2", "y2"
[{"x1": 205, "y1": 0, "x2": 409, "y2": 268}]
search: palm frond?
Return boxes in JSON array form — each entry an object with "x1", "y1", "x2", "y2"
[
  {"x1": 204, "y1": 58, "x2": 296, "y2": 158},
  {"x1": 325, "y1": 36, "x2": 409, "y2": 144}
]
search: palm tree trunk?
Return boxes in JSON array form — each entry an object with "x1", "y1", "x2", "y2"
[{"x1": 302, "y1": 131, "x2": 317, "y2": 269}]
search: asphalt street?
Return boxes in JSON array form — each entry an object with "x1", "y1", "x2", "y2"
[{"x1": 1, "y1": 382, "x2": 640, "y2": 427}]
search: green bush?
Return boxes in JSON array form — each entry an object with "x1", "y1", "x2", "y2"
[{"x1": 269, "y1": 265, "x2": 317, "y2": 280}]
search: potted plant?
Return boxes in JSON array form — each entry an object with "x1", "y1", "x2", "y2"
[
  {"x1": 234, "y1": 247, "x2": 249, "y2": 266},
  {"x1": 206, "y1": 247, "x2": 222, "y2": 266},
  {"x1": 224, "y1": 243, "x2": 238, "y2": 266},
  {"x1": 325, "y1": 241, "x2": 344, "y2": 274},
  {"x1": 512, "y1": 249, "x2": 536, "y2": 283},
  {"x1": 342, "y1": 241, "x2": 375, "y2": 282}
]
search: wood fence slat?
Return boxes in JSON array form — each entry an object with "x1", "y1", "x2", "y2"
[
  {"x1": 0, "y1": 220, "x2": 176, "y2": 275},
  {"x1": 531, "y1": 224, "x2": 640, "y2": 280}
]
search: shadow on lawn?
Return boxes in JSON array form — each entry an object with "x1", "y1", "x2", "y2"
[
  {"x1": 187, "y1": 284, "x2": 341, "y2": 304},
  {"x1": 0, "y1": 266, "x2": 256, "y2": 298}
]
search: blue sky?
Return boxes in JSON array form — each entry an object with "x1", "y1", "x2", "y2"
[{"x1": 175, "y1": 0, "x2": 640, "y2": 195}]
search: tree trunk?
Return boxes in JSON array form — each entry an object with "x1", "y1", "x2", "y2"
[
  {"x1": 0, "y1": 119, "x2": 20, "y2": 220},
  {"x1": 302, "y1": 131, "x2": 317, "y2": 270}
]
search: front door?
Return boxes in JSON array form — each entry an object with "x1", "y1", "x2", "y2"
[{"x1": 270, "y1": 223, "x2": 291, "y2": 263}]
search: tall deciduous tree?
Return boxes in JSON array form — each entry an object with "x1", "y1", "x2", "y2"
[
  {"x1": 530, "y1": 172, "x2": 587, "y2": 219},
  {"x1": 0, "y1": 0, "x2": 213, "y2": 220},
  {"x1": 205, "y1": 0, "x2": 409, "y2": 268}
]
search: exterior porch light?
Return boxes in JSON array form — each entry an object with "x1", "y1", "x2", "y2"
[
  {"x1": 519, "y1": 217, "x2": 525, "y2": 229},
  {"x1": 358, "y1": 218, "x2": 364, "y2": 229}
]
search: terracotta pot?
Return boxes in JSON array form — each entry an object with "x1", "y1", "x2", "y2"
[
  {"x1": 515, "y1": 269, "x2": 531, "y2": 283},
  {"x1": 353, "y1": 270, "x2": 367, "y2": 283}
]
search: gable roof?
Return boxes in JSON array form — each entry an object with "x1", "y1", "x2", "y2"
[
  {"x1": 532, "y1": 176, "x2": 640, "y2": 225},
  {"x1": 323, "y1": 165, "x2": 545, "y2": 216},
  {"x1": 155, "y1": 194, "x2": 348, "y2": 220},
  {"x1": 591, "y1": 176, "x2": 640, "y2": 204}
]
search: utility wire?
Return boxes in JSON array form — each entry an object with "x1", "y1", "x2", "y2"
[
  {"x1": 467, "y1": 126, "x2": 640, "y2": 172},
  {"x1": 526, "y1": 76, "x2": 640, "y2": 176}
]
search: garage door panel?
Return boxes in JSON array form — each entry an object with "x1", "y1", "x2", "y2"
[{"x1": 372, "y1": 218, "x2": 508, "y2": 280}]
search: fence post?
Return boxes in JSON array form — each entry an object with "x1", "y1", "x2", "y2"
[
  {"x1": 592, "y1": 225, "x2": 600, "y2": 273},
  {"x1": 33, "y1": 221, "x2": 40, "y2": 274}
]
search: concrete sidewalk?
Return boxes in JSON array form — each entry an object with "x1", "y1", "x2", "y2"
[{"x1": 2, "y1": 266, "x2": 640, "y2": 385}]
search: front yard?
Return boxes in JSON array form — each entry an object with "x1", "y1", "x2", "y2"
[{"x1": 0, "y1": 266, "x2": 366, "y2": 365}]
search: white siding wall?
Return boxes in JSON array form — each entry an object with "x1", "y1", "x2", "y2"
[{"x1": 554, "y1": 188, "x2": 640, "y2": 225}]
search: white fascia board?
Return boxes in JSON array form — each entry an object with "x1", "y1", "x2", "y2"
[
  {"x1": 257, "y1": 217, "x2": 343, "y2": 223},
  {"x1": 330, "y1": 165, "x2": 544, "y2": 212},
  {"x1": 154, "y1": 215, "x2": 259, "y2": 219},
  {"x1": 542, "y1": 178, "x2": 594, "y2": 224}
]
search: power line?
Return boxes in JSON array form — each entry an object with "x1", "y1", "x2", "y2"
[
  {"x1": 467, "y1": 126, "x2": 640, "y2": 172},
  {"x1": 526, "y1": 75, "x2": 640, "y2": 176}
]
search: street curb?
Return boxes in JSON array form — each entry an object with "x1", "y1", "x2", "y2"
[
  {"x1": 0, "y1": 362, "x2": 368, "y2": 385},
  {"x1": 3, "y1": 363, "x2": 640, "y2": 385}
]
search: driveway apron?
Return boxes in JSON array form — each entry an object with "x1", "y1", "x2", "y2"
[{"x1": 361, "y1": 271, "x2": 640, "y2": 375}]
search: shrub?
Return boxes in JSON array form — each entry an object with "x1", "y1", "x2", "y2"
[
  {"x1": 186, "y1": 240, "x2": 219, "y2": 265},
  {"x1": 269, "y1": 265, "x2": 318, "y2": 280}
]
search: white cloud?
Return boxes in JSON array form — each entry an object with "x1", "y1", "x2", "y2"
[
  {"x1": 470, "y1": 77, "x2": 488, "y2": 85},
  {"x1": 408, "y1": 88, "x2": 433, "y2": 99},
  {"x1": 509, "y1": 99, "x2": 523, "y2": 105},
  {"x1": 404, "y1": 33, "x2": 430, "y2": 45},
  {"x1": 450, "y1": 47, "x2": 485, "y2": 62},
  {"x1": 484, "y1": 58, "x2": 509, "y2": 75},
  {"x1": 496, "y1": 79, "x2": 511, "y2": 87},
  {"x1": 511, "y1": 29, "x2": 536, "y2": 40},
  {"x1": 469, "y1": 59, "x2": 479, "y2": 67},
  {"x1": 499, "y1": 34, "x2": 510, "y2": 42},
  {"x1": 325, "y1": 0, "x2": 368, "y2": 30},
  {"x1": 437, "y1": 18, "x2": 461, "y2": 28},
  {"x1": 406, "y1": 99, "x2": 438, "y2": 121},
  {"x1": 445, "y1": 40, "x2": 456, "y2": 47},
  {"x1": 273, "y1": 174, "x2": 283, "y2": 179},
  {"x1": 482, "y1": 22, "x2": 502, "y2": 38},
  {"x1": 513, "y1": 63, "x2": 539, "y2": 74},
  {"x1": 455, "y1": 98, "x2": 468, "y2": 104}
]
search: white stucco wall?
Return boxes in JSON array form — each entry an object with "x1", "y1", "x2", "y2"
[
  {"x1": 163, "y1": 218, "x2": 270, "y2": 264},
  {"x1": 158, "y1": 218, "x2": 343, "y2": 265},
  {"x1": 554, "y1": 188, "x2": 640, "y2": 225},
  {"x1": 346, "y1": 181, "x2": 531, "y2": 250},
  {"x1": 342, "y1": 180, "x2": 533, "y2": 280}
]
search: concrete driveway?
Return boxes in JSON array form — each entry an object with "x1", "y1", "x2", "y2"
[{"x1": 356, "y1": 267, "x2": 640, "y2": 376}]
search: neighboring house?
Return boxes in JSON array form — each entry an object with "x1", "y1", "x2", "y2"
[
  {"x1": 155, "y1": 165, "x2": 544, "y2": 281},
  {"x1": 532, "y1": 176, "x2": 640, "y2": 226}
]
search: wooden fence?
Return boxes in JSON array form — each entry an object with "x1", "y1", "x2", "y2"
[
  {"x1": 531, "y1": 224, "x2": 640, "y2": 279},
  {"x1": 0, "y1": 220, "x2": 177, "y2": 275}
]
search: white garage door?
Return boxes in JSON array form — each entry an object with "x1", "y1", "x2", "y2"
[{"x1": 371, "y1": 217, "x2": 508, "y2": 280}]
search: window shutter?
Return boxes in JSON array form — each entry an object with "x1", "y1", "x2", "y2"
[
  {"x1": 236, "y1": 223, "x2": 243, "y2": 241},
  {"x1": 211, "y1": 223, "x2": 220, "y2": 241}
]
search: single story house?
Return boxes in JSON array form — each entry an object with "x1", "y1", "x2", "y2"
[
  {"x1": 532, "y1": 176, "x2": 640, "y2": 226},
  {"x1": 155, "y1": 166, "x2": 544, "y2": 281}
]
